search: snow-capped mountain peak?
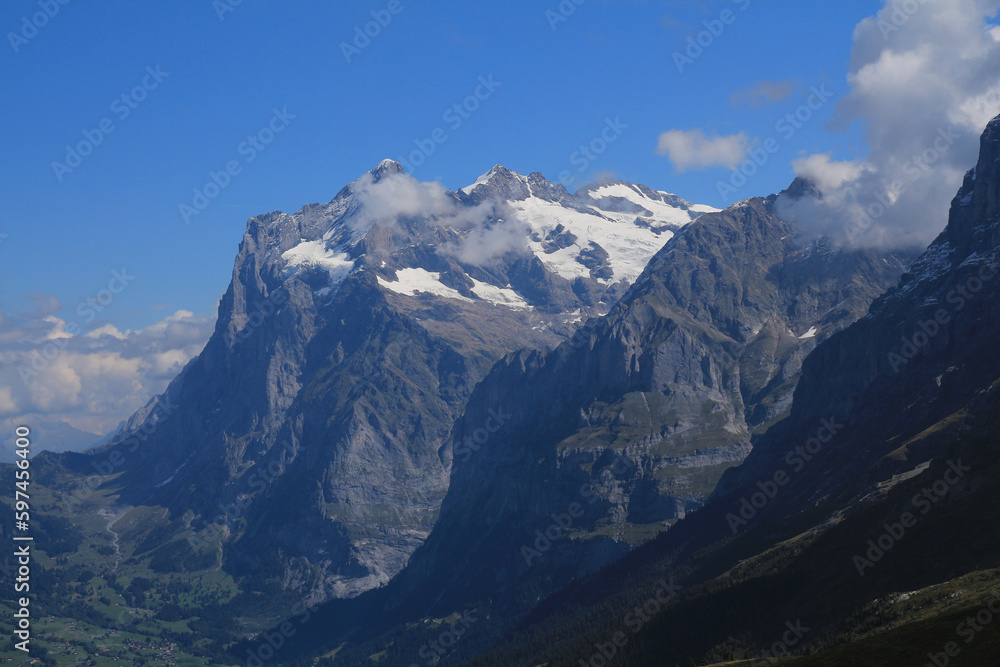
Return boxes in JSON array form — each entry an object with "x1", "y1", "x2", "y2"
[
  {"x1": 369, "y1": 158, "x2": 406, "y2": 182},
  {"x1": 265, "y1": 163, "x2": 719, "y2": 321},
  {"x1": 460, "y1": 164, "x2": 513, "y2": 194}
]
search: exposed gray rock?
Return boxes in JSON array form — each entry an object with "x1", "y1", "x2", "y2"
[
  {"x1": 368, "y1": 190, "x2": 911, "y2": 631},
  {"x1": 73, "y1": 161, "x2": 718, "y2": 603}
]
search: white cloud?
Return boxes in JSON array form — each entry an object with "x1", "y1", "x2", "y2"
[
  {"x1": 85, "y1": 323, "x2": 127, "y2": 339},
  {"x1": 351, "y1": 171, "x2": 529, "y2": 265},
  {"x1": 656, "y1": 129, "x2": 750, "y2": 172},
  {"x1": 0, "y1": 387, "x2": 17, "y2": 413},
  {"x1": 791, "y1": 154, "x2": 865, "y2": 192},
  {"x1": 447, "y1": 207, "x2": 531, "y2": 265},
  {"x1": 0, "y1": 305, "x2": 214, "y2": 434},
  {"x1": 352, "y1": 172, "x2": 458, "y2": 228},
  {"x1": 778, "y1": 0, "x2": 1000, "y2": 248}
]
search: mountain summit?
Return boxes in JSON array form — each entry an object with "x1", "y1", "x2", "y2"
[
  {"x1": 264, "y1": 177, "x2": 915, "y2": 665},
  {"x1": 368, "y1": 158, "x2": 405, "y2": 182},
  {"x1": 443, "y1": 112, "x2": 1000, "y2": 667},
  {"x1": 48, "y1": 163, "x2": 718, "y2": 605}
]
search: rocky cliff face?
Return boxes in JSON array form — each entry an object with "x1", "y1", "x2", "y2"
[
  {"x1": 377, "y1": 114, "x2": 1000, "y2": 667},
  {"x1": 713, "y1": 112, "x2": 1000, "y2": 514},
  {"x1": 480, "y1": 112, "x2": 1000, "y2": 667},
  {"x1": 363, "y1": 190, "x2": 910, "y2": 633},
  {"x1": 68, "y1": 161, "x2": 717, "y2": 603}
]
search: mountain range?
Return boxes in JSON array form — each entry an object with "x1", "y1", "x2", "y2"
[
  {"x1": 28, "y1": 161, "x2": 719, "y2": 606},
  {"x1": 444, "y1": 109, "x2": 1000, "y2": 667},
  {"x1": 11, "y1": 113, "x2": 1000, "y2": 667}
]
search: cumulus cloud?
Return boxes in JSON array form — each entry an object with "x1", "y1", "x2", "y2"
[
  {"x1": 0, "y1": 304, "x2": 214, "y2": 435},
  {"x1": 730, "y1": 79, "x2": 796, "y2": 107},
  {"x1": 657, "y1": 129, "x2": 750, "y2": 172},
  {"x1": 0, "y1": 387, "x2": 17, "y2": 413},
  {"x1": 777, "y1": 0, "x2": 1000, "y2": 248},
  {"x1": 446, "y1": 205, "x2": 531, "y2": 265},
  {"x1": 792, "y1": 154, "x2": 865, "y2": 192},
  {"x1": 352, "y1": 172, "x2": 458, "y2": 226},
  {"x1": 351, "y1": 170, "x2": 530, "y2": 265}
]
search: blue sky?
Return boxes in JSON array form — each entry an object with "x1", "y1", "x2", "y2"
[
  {"x1": 4, "y1": 0, "x2": 999, "y2": 435},
  {"x1": 1, "y1": 0, "x2": 882, "y2": 330}
]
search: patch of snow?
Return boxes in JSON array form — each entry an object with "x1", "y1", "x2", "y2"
[
  {"x1": 282, "y1": 166, "x2": 721, "y2": 303},
  {"x1": 377, "y1": 268, "x2": 474, "y2": 302},
  {"x1": 600, "y1": 183, "x2": 717, "y2": 219},
  {"x1": 469, "y1": 279, "x2": 531, "y2": 309},
  {"x1": 587, "y1": 183, "x2": 712, "y2": 226},
  {"x1": 512, "y1": 196, "x2": 685, "y2": 284},
  {"x1": 461, "y1": 167, "x2": 500, "y2": 194},
  {"x1": 154, "y1": 455, "x2": 193, "y2": 489},
  {"x1": 282, "y1": 240, "x2": 356, "y2": 286},
  {"x1": 799, "y1": 326, "x2": 818, "y2": 340},
  {"x1": 155, "y1": 475, "x2": 176, "y2": 489}
]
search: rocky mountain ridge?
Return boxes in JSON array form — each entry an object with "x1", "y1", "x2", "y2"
[
  {"x1": 443, "y1": 111, "x2": 1000, "y2": 667},
  {"x1": 47, "y1": 160, "x2": 718, "y2": 604},
  {"x1": 271, "y1": 183, "x2": 914, "y2": 666}
]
